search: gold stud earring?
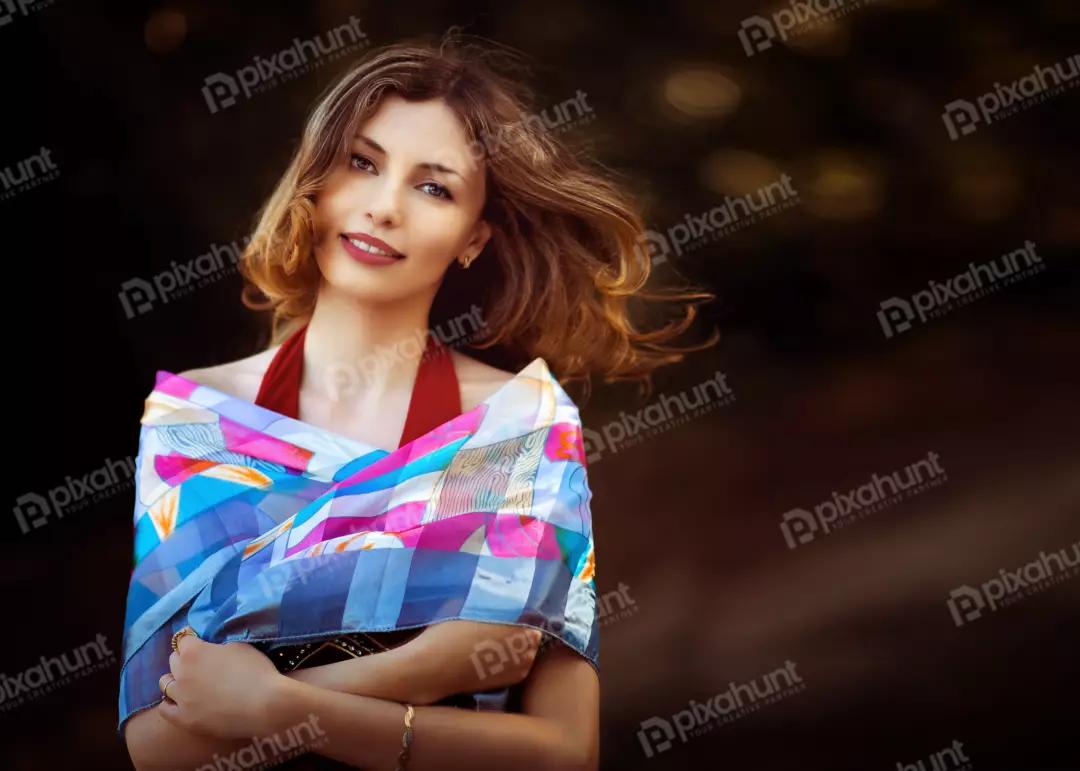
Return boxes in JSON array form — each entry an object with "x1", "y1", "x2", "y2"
[{"x1": 459, "y1": 254, "x2": 474, "y2": 269}]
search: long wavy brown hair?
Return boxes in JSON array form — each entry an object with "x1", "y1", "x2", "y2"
[{"x1": 240, "y1": 29, "x2": 718, "y2": 400}]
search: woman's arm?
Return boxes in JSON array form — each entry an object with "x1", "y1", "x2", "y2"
[
  {"x1": 126, "y1": 642, "x2": 430, "y2": 771},
  {"x1": 125, "y1": 708, "x2": 250, "y2": 771},
  {"x1": 263, "y1": 643, "x2": 600, "y2": 771},
  {"x1": 125, "y1": 621, "x2": 544, "y2": 771},
  {"x1": 293, "y1": 620, "x2": 544, "y2": 703}
]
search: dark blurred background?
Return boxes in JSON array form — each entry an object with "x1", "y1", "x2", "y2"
[{"x1": 1, "y1": 0, "x2": 1077, "y2": 769}]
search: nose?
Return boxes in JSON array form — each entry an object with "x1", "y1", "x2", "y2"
[{"x1": 364, "y1": 176, "x2": 404, "y2": 229}]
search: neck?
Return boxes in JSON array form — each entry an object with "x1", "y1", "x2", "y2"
[{"x1": 301, "y1": 281, "x2": 438, "y2": 401}]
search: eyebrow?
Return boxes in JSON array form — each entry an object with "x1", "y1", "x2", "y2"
[{"x1": 353, "y1": 134, "x2": 465, "y2": 181}]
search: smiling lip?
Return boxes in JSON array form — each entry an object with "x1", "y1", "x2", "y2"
[{"x1": 340, "y1": 233, "x2": 404, "y2": 266}]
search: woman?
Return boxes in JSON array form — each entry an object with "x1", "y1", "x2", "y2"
[{"x1": 120, "y1": 31, "x2": 715, "y2": 771}]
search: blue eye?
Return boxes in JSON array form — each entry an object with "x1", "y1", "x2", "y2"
[{"x1": 420, "y1": 182, "x2": 452, "y2": 200}]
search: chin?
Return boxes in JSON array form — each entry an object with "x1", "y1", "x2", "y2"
[{"x1": 315, "y1": 252, "x2": 435, "y2": 304}]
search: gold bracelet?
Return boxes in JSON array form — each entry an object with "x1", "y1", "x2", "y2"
[{"x1": 395, "y1": 703, "x2": 415, "y2": 771}]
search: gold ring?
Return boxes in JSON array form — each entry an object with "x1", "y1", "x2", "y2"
[
  {"x1": 171, "y1": 628, "x2": 197, "y2": 651},
  {"x1": 162, "y1": 677, "x2": 176, "y2": 701}
]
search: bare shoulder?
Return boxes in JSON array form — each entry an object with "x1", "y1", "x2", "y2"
[
  {"x1": 177, "y1": 346, "x2": 280, "y2": 403},
  {"x1": 451, "y1": 351, "x2": 518, "y2": 412}
]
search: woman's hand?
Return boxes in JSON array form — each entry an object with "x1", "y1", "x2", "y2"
[{"x1": 157, "y1": 627, "x2": 285, "y2": 740}]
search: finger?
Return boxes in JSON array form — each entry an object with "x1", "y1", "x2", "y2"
[
  {"x1": 520, "y1": 629, "x2": 545, "y2": 664},
  {"x1": 158, "y1": 672, "x2": 175, "y2": 693},
  {"x1": 175, "y1": 627, "x2": 200, "y2": 653},
  {"x1": 506, "y1": 625, "x2": 543, "y2": 648},
  {"x1": 157, "y1": 699, "x2": 182, "y2": 726},
  {"x1": 169, "y1": 651, "x2": 181, "y2": 674}
]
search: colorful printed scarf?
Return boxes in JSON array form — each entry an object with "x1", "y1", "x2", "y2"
[{"x1": 117, "y1": 357, "x2": 598, "y2": 731}]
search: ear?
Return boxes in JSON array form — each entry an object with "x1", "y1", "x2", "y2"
[{"x1": 464, "y1": 220, "x2": 492, "y2": 260}]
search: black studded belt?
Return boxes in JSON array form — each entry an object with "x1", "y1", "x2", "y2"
[{"x1": 260, "y1": 629, "x2": 419, "y2": 672}]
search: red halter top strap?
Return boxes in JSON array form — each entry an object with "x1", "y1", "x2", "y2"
[{"x1": 254, "y1": 325, "x2": 462, "y2": 448}]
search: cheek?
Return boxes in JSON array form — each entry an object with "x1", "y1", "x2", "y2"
[
  {"x1": 409, "y1": 217, "x2": 458, "y2": 259},
  {"x1": 313, "y1": 173, "x2": 355, "y2": 232},
  {"x1": 409, "y1": 208, "x2": 478, "y2": 261}
]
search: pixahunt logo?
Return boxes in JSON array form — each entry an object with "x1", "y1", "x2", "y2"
[
  {"x1": 322, "y1": 305, "x2": 487, "y2": 397},
  {"x1": 0, "y1": 0, "x2": 57, "y2": 28},
  {"x1": 13, "y1": 456, "x2": 136, "y2": 535},
  {"x1": 637, "y1": 661, "x2": 805, "y2": 758},
  {"x1": 942, "y1": 54, "x2": 1080, "y2": 140},
  {"x1": 780, "y1": 451, "x2": 947, "y2": 549},
  {"x1": 254, "y1": 543, "x2": 363, "y2": 603},
  {"x1": 469, "y1": 623, "x2": 550, "y2": 683},
  {"x1": 203, "y1": 16, "x2": 369, "y2": 113},
  {"x1": 896, "y1": 739, "x2": 972, "y2": 771},
  {"x1": 118, "y1": 236, "x2": 251, "y2": 319},
  {"x1": 582, "y1": 372, "x2": 735, "y2": 463},
  {"x1": 947, "y1": 540, "x2": 1080, "y2": 627},
  {"x1": 597, "y1": 581, "x2": 639, "y2": 627},
  {"x1": 470, "y1": 583, "x2": 637, "y2": 682},
  {"x1": 0, "y1": 634, "x2": 116, "y2": 712},
  {"x1": 877, "y1": 240, "x2": 1044, "y2": 338},
  {"x1": 638, "y1": 175, "x2": 799, "y2": 268},
  {"x1": 0, "y1": 146, "x2": 60, "y2": 202},
  {"x1": 476, "y1": 90, "x2": 596, "y2": 162},
  {"x1": 738, "y1": 0, "x2": 884, "y2": 57},
  {"x1": 521, "y1": 89, "x2": 595, "y2": 136},
  {"x1": 192, "y1": 713, "x2": 328, "y2": 771}
]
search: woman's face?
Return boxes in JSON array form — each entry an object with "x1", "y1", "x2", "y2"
[{"x1": 312, "y1": 94, "x2": 491, "y2": 303}]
